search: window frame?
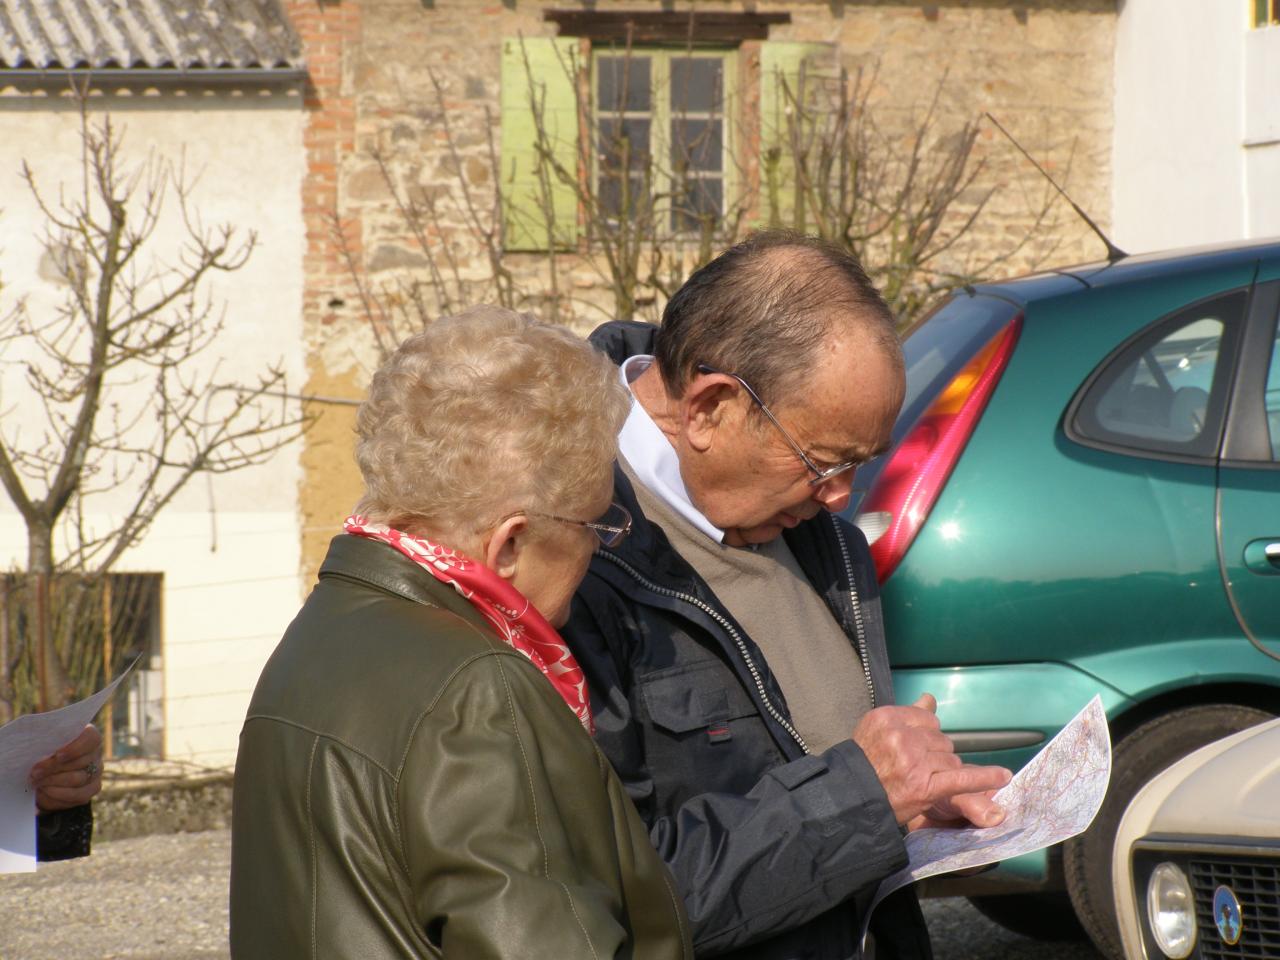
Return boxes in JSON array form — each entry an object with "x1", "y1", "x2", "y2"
[
  {"x1": 1064, "y1": 288, "x2": 1250, "y2": 465},
  {"x1": 589, "y1": 45, "x2": 738, "y2": 238},
  {"x1": 1255, "y1": 0, "x2": 1280, "y2": 28},
  {"x1": 1221, "y1": 278, "x2": 1280, "y2": 467}
]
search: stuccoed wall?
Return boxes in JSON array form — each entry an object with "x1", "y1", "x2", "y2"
[
  {"x1": 0, "y1": 92, "x2": 307, "y2": 767},
  {"x1": 1115, "y1": 1, "x2": 1280, "y2": 249},
  {"x1": 1113, "y1": 0, "x2": 1247, "y2": 251},
  {"x1": 289, "y1": 0, "x2": 1118, "y2": 583}
]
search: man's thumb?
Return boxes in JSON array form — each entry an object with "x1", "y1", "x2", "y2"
[{"x1": 912, "y1": 692, "x2": 938, "y2": 713}]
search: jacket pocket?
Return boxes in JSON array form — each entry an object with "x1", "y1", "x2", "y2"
[{"x1": 637, "y1": 660, "x2": 782, "y2": 811}]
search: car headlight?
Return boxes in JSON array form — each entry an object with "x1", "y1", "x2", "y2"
[{"x1": 1146, "y1": 862, "x2": 1198, "y2": 958}]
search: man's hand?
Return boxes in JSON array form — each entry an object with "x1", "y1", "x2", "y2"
[
  {"x1": 852, "y1": 693, "x2": 1011, "y2": 828},
  {"x1": 905, "y1": 790, "x2": 1006, "y2": 832},
  {"x1": 30, "y1": 724, "x2": 104, "y2": 813}
]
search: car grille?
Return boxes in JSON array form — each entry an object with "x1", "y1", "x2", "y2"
[{"x1": 1190, "y1": 857, "x2": 1280, "y2": 959}]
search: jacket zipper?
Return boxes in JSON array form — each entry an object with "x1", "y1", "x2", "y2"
[
  {"x1": 596, "y1": 550, "x2": 811, "y2": 755},
  {"x1": 829, "y1": 515, "x2": 877, "y2": 710}
]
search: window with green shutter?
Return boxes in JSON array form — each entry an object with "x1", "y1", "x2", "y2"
[{"x1": 498, "y1": 30, "x2": 829, "y2": 251}]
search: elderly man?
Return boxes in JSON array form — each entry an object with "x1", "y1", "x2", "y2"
[{"x1": 564, "y1": 232, "x2": 1012, "y2": 960}]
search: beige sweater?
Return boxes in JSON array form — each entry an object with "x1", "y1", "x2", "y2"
[{"x1": 621, "y1": 456, "x2": 872, "y2": 752}]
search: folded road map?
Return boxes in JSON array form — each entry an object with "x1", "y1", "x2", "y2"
[{"x1": 863, "y1": 694, "x2": 1112, "y2": 943}]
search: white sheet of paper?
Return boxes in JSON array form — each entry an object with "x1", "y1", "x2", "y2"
[
  {"x1": 0, "y1": 659, "x2": 137, "y2": 873},
  {"x1": 862, "y1": 695, "x2": 1111, "y2": 944}
]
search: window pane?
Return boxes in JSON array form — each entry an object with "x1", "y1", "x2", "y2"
[
  {"x1": 670, "y1": 57, "x2": 724, "y2": 113},
  {"x1": 599, "y1": 175, "x2": 650, "y2": 220},
  {"x1": 1265, "y1": 323, "x2": 1280, "y2": 459},
  {"x1": 598, "y1": 117, "x2": 651, "y2": 171},
  {"x1": 670, "y1": 118, "x2": 722, "y2": 173},
  {"x1": 597, "y1": 56, "x2": 651, "y2": 112},
  {"x1": 672, "y1": 177, "x2": 723, "y2": 232}
]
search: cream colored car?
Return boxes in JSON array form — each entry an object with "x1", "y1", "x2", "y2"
[{"x1": 1112, "y1": 716, "x2": 1280, "y2": 959}]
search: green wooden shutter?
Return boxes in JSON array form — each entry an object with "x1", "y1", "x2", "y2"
[
  {"x1": 759, "y1": 41, "x2": 835, "y2": 230},
  {"x1": 501, "y1": 37, "x2": 580, "y2": 251}
]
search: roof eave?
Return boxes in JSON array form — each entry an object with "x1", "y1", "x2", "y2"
[{"x1": 0, "y1": 66, "x2": 308, "y2": 87}]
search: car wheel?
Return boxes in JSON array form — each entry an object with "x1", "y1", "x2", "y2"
[
  {"x1": 1063, "y1": 703, "x2": 1273, "y2": 960},
  {"x1": 967, "y1": 892, "x2": 1086, "y2": 941}
]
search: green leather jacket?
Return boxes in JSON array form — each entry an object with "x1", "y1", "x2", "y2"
[{"x1": 230, "y1": 534, "x2": 692, "y2": 960}]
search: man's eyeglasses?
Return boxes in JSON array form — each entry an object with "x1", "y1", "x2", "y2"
[
  {"x1": 531, "y1": 501, "x2": 633, "y2": 548},
  {"x1": 696, "y1": 363, "x2": 861, "y2": 486}
]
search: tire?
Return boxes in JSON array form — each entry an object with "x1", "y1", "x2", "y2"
[
  {"x1": 1063, "y1": 704, "x2": 1273, "y2": 960},
  {"x1": 968, "y1": 892, "x2": 1087, "y2": 941}
]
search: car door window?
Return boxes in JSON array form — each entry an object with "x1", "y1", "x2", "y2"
[{"x1": 1071, "y1": 291, "x2": 1246, "y2": 460}]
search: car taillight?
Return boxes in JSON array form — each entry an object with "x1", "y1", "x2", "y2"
[{"x1": 857, "y1": 315, "x2": 1023, "y2": 583}]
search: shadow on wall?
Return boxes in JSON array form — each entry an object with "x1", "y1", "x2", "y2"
[{"x1": 822, "y1": 0, "x2": 1115, "y2": 13}]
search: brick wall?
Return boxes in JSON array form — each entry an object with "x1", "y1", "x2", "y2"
[
  {"x1": 284, "y1": 0, "x2": 366, "y2": 582},
  {"x1": 290, "y1": 0, "x2": 1118, "y2": 581}
]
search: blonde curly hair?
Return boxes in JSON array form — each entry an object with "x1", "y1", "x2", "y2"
[{"x1": 354, "y1": 306, "x2": 629, "y2": 549}]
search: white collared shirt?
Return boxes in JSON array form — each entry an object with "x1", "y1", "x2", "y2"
[{"x1": 617, "y1": 355, "x2": 726, "y2": 543}]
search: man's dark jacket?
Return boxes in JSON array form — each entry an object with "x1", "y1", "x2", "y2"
[{"x1": 562, "y1": 321, "x2": 931, "y2": 960}]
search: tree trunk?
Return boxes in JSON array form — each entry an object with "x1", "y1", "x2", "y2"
[
  {"x1": 27, "y1": 523, "x2": 71, "y2": 711},
  {"x1": 0, "y1": 578, "x2": 11, "y2": 724}
]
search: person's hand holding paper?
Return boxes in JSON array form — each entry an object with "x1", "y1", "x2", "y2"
[
  {"x1": 0, "y1": 659, "x2": 134, "y2": 872},
  {"x1": 30, "y1": 724, "x2": 104, "y2": 812}
]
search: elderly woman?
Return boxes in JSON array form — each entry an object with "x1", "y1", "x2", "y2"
[{"x1": 229, "y1": 307, "x2": 690, "y2": 960}]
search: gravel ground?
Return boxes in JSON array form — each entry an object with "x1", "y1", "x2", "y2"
[{"x1": 0, "y1": 829, "x2": 1103, "y2": 960}]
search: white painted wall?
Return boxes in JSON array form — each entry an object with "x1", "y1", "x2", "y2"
[
  {"x1": 0, "y1": 92, "x2": 306, "y2": 768},
  {"x1": 1113, "y1": 0, "x2": 1248, "y2": 253},
  {"x1": 1243, "y1": 26, "x2": 1280, "y2": 237}
]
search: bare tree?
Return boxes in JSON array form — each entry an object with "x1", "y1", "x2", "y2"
[
  {"x1": 338, "y1": 40, "x2": 1063, "y2": 349},
  {"x1": 0, "y1": 106, "x2": 305, "y2": 715},
  {"x1": 767, "y1": 64, "x2": 1061, "y2": 325}
]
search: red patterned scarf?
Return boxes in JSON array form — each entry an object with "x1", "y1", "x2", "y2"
[{"x1": 343, "y1": 516, "x2": 593, "y2": 732}]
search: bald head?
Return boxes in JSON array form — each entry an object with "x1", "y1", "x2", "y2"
[{"x1": 655, "y1": 231, "x2": 903, "y2": 406}]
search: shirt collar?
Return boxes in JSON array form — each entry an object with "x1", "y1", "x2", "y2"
[{"x1": 617, "y1": 355, "x2": 726, "y2": 543}]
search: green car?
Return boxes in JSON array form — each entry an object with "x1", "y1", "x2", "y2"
[{"x1": 845, "y1": 238, "x2": 1280, "y2": 959}]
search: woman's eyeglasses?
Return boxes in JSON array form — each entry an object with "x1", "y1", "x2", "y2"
[{"x1": 531, "y1": 501, "x2": 633, "y2": 548}]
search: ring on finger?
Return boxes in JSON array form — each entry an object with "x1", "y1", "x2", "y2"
[{"x1": 84, "y1": 760, "x2": 99, "y2": 779}]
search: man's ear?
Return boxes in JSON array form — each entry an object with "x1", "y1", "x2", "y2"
[
  {"x1": 680, "y1": 372, "x2": 739, "y2": 453},
  {"x1": 482, "y1": 514, "x2": 527, "y2": 582}
]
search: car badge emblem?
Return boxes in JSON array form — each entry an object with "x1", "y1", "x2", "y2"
[{"x1": 1213, "y1": 885, "x2": 1243, "y2": 946}]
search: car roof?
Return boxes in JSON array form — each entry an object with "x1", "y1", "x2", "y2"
[{"x1": 967, "y1": 236, "x2": 1280, "y2": 304}]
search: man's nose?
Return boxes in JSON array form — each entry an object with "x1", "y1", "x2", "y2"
[{"x1": 812, "y1": 468, "x2": 855, "y2": 513}]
